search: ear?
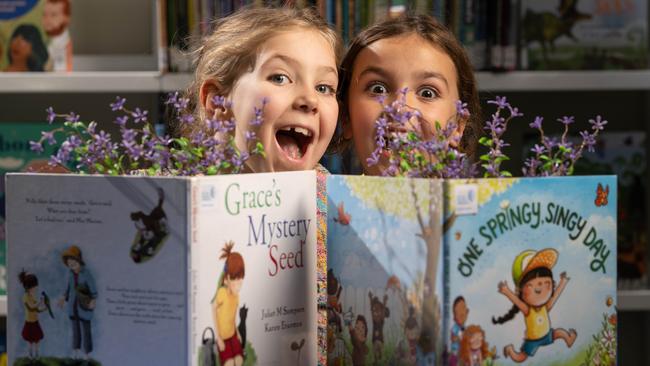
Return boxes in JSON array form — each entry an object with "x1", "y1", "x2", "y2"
[{"x1": 199, "y1": 79, "x2": 224, "y2": 118}]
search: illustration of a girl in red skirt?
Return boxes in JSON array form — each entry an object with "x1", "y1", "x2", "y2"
[{"x1": 19, "y1": 270, "x2": 47, "y2": 359}]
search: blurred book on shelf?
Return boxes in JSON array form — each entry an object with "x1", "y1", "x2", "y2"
[
  {"x1": 0, "y1": 0, "x2": 73, "y2": 72},
  {"x1": 520, "y1": 0, "x2": 648, "y2": 70}
]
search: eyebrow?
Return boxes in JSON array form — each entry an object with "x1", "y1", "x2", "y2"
[
  {"x1": 262, "y1": 54, "x2": 337, "y2": 77},
  {"x1": 358, "y1": 66, "x2": 449, "y2": 89}
]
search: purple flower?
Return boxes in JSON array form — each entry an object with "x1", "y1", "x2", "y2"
[
  {"x1": 165, "y1": 92, "x2": 179, "y2": 105},
  {"x1": 87, "y1": 122, "x2": 97, "y2": 134},
  {"x1": 110, "y1": 96, "x2": 126, "y2": 111},
  {"x1": 114, "y1": 115, "x2": 129, "y2": 127},
  {"x1": 529, "y1": 116, "x2": 543, "y2": 129},
  {"x1": 65, "y1": 112, "x2": 79, "y2": 123},
  {"x1": 508, "y1": 106, "x2": 523, "y2": 118},
  {"x1": 132, "y1": 108, "x2": 148, "y2": 123},
  {"x1": 41, "y1": 131, "x2": 56, "y2": 145},
  {"x1": 455, "y1": 100, "x2": 470, "y2": 119},
  {"x1": 94, "y1": 130, "x2": 111, "y2": 146},
  {"x1": 179, "y1": 113, "x2": 195, "y2": 124},
  {"x1": 589, "y1": 115, "x2": 608, "y2": 131},
  {"x1": 30, "y1": 141, "x2": 44, "y2": 153},
  {"x1": 487, "y1": 96, "x2": 509, "y2": 109},
  {"x1": 245, "y1": 131, "x2": 256, "y2": 141},
  {"x1": 46, "y1": 107, "x2": 56, "y2": 124},
  {"x1": 557, "y1": 116, "x2": 575, "y2": 125}
]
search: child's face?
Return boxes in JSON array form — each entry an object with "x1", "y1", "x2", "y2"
[
  {"x1": 226, "y1": 28, "x2": 338, "y2": 172},
  {"x1": 10, "y1": 35, "x2": 31, "y2": 62},
  {"x1": 522, "y1": 276, "x2": 553, "y2": 306},
  {"x1": 453, "y1": 299, "x2": 468, "y2": 325},
  {"x1": 469, "y1": 332, "x2": 483, "y2": 351},
  {"x1": 43, "y1": 2, "x2": 68, "y2": 35},
  {"x1": 346, "y1": 33, "x2": 462, "y2": 176},
  {"x1": 355, "y1": 320, "x2": 366, "y2": 341},
  {"x1": 66, "y1": 258, "x2": 81, "y2": 273},
  {"x1": 28, "y1": 285, "x2": 38, "y2": 296},
  {"x1": 226, "y1": 276, "x2": 243, "y2": 294}
]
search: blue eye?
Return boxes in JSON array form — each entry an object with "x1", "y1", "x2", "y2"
[
  {"x1": 417, "y1": 87, "x2": 438, "y2": 100},
  {"x1": 367, "y1": 82, "x2": 388, "y2": 95},
  {"x1": 269, "y1": 74, "x2": 290, "y2": 85},
  {"x1": 316, "y1": 84, "x2": 335, "y2": 95}
]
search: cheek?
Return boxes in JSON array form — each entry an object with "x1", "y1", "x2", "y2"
[{"x1": 321, "y1": 98, "x2": 339, "y2": 135}]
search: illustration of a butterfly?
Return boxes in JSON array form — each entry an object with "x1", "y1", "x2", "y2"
[
  {"x1": 333, "y1": 202, "x2": 351, "y2": 225},
  {"x1": 595, "y1": 183, "x2": 609, "y2": 207}
]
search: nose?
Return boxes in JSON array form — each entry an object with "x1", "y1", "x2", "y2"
[{"x1": 292, "y1": 86, "x2": 318, "y2": 114}]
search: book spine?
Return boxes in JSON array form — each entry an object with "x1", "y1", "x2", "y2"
[
  {"x1": 188, "y1": 177, "x2": 199, "y2": 366},
  {"x1": 155, "y1": 0, "x2": 169, "y2": 73}
]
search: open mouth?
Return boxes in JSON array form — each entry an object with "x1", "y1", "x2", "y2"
[{"x1": 275, "y1": 126, "x2": 313, "y2": 160}]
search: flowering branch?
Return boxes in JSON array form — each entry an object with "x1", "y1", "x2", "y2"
[
  {"x1": 30, "y1": 94, "x2": 266, "y2": 176},
  {"x1": 367, "y1": 88, "x2": 472, "y2": 178}
]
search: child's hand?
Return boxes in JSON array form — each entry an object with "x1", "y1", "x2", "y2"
[
  {"x1": 497, "y1": 281, "x2": 508, "y2": 294},
  {"x1": 88, "y1": 299, "x2": 96, "y2": 310},
  {"x1": 560, "y1": 272, "x2": 569, "y2": 282},
  {"x1": 217, "y1": 338, "x2": 225, "y2": 352},
  {"x1": 57, "y1": 296, "x2": 65, "y2": 308}
]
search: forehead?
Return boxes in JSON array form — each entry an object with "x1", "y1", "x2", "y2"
[
  {"x1": 353, "y1": 33, "x2": 457, "y2": 82},
  {"x1": 256, "y1": 28, "x2": 336, "y2": 68}
]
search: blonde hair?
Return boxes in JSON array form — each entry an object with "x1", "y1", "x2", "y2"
[{"x1": 178, "y1": 6, "x2": 341, "y2": 137}]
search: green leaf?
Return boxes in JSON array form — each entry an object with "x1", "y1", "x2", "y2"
[
  {"x1": 206, "y1": 166, "x2": 218, "y2": 175},
  {"x1": 479, "y1": 154, "x2": 490, "y2": 161},
  {"x1": 494, "y1": 156, "x2": 510, "y2": 164},
  {"x1": 501, "y1": 171, "x2": 513, "y2": 177},
  {"x1": 94, "y1": 164, "x2": 105, "y2": 173}
]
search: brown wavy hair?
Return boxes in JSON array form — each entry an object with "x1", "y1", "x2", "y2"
[
  {"x1": 459, "y1": 324, "x2": 490, "y2": 365},
  {"x1": 220, "y1": 241, "x2": 244, "y2": 284}
]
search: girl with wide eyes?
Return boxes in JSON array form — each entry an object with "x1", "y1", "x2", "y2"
[{"x1": 335, "y1": 14, "x2": 481, "y2": 176}]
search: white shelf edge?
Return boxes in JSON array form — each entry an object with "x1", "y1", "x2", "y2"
[
  {"x1": 3, "y1": 70, "x2": 650, "y2": 93},
  {"x1": 618, "y1": 289, "x2": 650, "y2": 311},
  {"x1": 476, "y1": 70, "x2": 650, "y2": 92},
  {"x1": 161, "y1": 73, "x2": 193, "y2": 92},
  {"x1": 0, "y1": 71, "x2": 163, "y2": 93}
]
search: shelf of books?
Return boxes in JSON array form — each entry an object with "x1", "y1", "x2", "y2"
[{"x1": 5, "y1": 70, "x2": 650, "y2": 93}]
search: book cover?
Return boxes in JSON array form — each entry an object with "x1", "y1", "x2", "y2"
[
  {"x1": 191, "y1": 171, "x2": 319, "y2": 366},
  {"x1": 0, "y1": 0, "x2": 72, "y2": 72},
  {"x1": 7, "y1": 174, "x2": 190, "y2": 365},
  {"x1": 326, "y1": 175, "x2": 444, "y2": 365},
  {"x1": 520, "y1": 0, "x2": 647, "y2": 70},
  {"x1": 6, "y1": 170, "x2": 319, "y2": 366},
  {"x1": 444, "y1": 176, "x2": 617, "y2": 366}
]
